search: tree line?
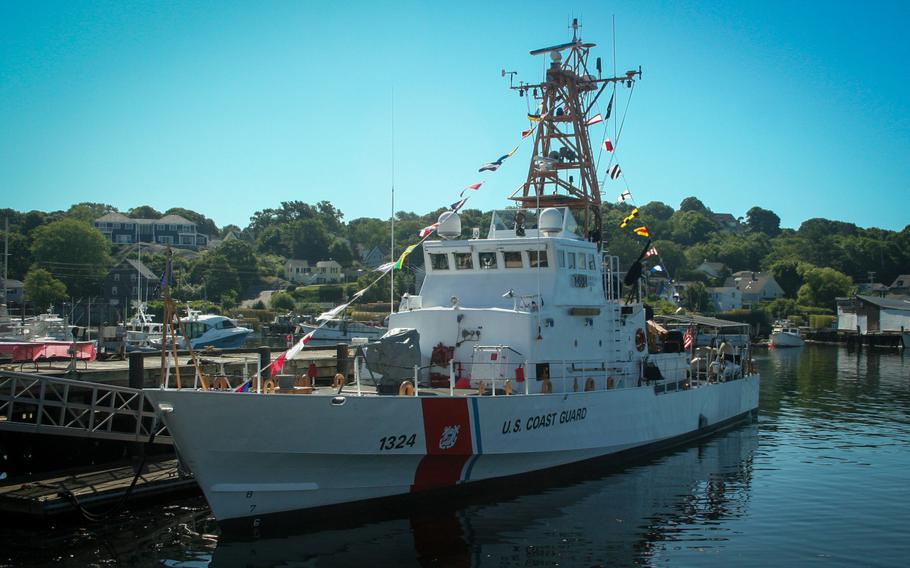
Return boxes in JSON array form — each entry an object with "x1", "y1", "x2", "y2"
[{"x1": 2, "y1": 197, "x2": 907, "y2": 317}]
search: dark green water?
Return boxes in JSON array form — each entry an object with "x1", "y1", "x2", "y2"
[{"x1": 3, "y1": 344, "x2": 908, "y2": 567}]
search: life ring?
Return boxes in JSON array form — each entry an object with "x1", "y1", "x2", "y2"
[
  {"x1": 540, "y1": 379, "x2": 552, "y2": 394},
  {"x1": 332, "y1": 373, "x2": 345, "y2": 388},
  {"x1": 399, "y1": 381, "x2": 415, "y2": 396},
  {"x1": 635, "y1": 328, "x2": 646, "y2": 352},
  {"x1": 504, "y1": 380, "x2": 513, "y2": 395},
  {"x1": 262, "y1": 378, "x2": 277, "y2": 393},
  {"x1": 607, "y1": 376, "x2": 615, "y2": 389},
  {"x1": 212, "y1": 376, "x2": 230, "y2": 391},
  {"x1": 478, "y1": 382, "x2": 487, "y2": 395},
  {"x1": 584, "y1": 377, "x2": 595, "y2": 391},
  {"x1": 295, "y1": 375, "x2": 312, "y2": 388}
]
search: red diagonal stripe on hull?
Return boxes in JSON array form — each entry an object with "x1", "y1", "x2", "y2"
[{"x1": 411, "y1": 398, "x2": 473, "y2": 492}]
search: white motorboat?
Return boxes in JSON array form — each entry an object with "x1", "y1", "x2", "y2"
[
  {"x1": 145, "y1": 26, "x2": 759, "y2": 530},
  {"x1": 150, "y1": 310, "x2": 253, "y2": 350},
  {"x1": 123, "y1": 302, "x2": 164, "y2": 352},
  {"x1": 296, "y1": 318, "x2": 387, "y2": 346},
  {"x1": 770, "y1": 324, "x2": 804, "y2": 348}
]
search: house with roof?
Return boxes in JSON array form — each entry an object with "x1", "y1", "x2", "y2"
[
  {"x1": 837, "y1": 294, "x2": 910, "y2": 334},
  {"x1": 360, "y1": 245, "x2": 388, "y2": 269},
  {"x1": 889, "y1": 275, "x2": 910, "y2": 295},
  {"x1": 284, "y1": 259, "x2": 344, "y2": 285},
  {"x1": 724, "y1": 271, "x2": 784, "y2": 307},
  {"x1": 103, "y1": 259, "x2": 158, "y2": 319},
  {"x1": 94, "y1": 213, "x2": 209, "y2": 249},
  {"x1": 707, "y1": 286, "x2": 742, "y2": 312},
  {"x1": 1, "y1": 278, "x2": 24, "y2": 305},
  {"x1": 694, "y1": 261, "x2": 728, "y2": 281}
]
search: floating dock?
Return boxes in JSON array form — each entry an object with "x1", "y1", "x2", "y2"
[{"x1": 0, "y1": 458, "x2": 196, "y2": 519}]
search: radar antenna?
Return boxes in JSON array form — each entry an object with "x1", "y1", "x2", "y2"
[{"x1": 508, "y1": 20, "x2": 641, "y2": 244}]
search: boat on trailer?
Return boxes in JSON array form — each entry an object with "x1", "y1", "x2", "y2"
[{"x1": 146, "y1": 24, "x2": 759, "y2": 529}]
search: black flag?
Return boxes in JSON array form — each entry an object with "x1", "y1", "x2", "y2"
[{"x1": 605, "y1": 92, "x2": 614, "y2": 120}]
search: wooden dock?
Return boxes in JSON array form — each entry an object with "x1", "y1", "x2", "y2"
[{"x1": 0, "y1": 458, "x2": 197, "y2": 519}]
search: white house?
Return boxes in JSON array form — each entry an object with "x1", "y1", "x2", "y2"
[
  {"x1": 707, "y1": 286, "x2": 742, "y2": 312},
  {"x1": 694, "y1": 261, "x2": 728, "y2": 280},
  {"x1": 724, "y1": 271, "x2": 784, "y2": 307},
  {"x1": 284, "y1": 259, "x2": 344, "y2": 285}
]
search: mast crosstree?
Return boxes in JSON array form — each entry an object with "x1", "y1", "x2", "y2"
[{"x1": 507, "y1": 19, "x2": 641, "y2": 243}]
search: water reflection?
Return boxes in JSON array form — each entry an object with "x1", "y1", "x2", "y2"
[{"x1": 209, "y1": 427, "x2": 758, "y2": 567}]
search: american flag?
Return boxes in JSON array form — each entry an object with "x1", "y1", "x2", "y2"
[{"x1": 683, "y1": 327, "x2": 694, "y2": 350}]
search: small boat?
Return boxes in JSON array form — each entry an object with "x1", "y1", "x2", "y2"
[
  {"x1": 296, "y1": 317, "x2": 387, "y2": 345},
  {"x1": 151, "y1": 310, "x2": 253, "y2": 350},
  {"x1": 123, "y1": 303, "x2": 164, "y2": 352},
  {"x1": 769, "y1": 323, "x2": 804, "y2": 348}
]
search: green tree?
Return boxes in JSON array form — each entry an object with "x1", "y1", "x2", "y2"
[
  {"x1": 796, "y1": 266, "x2": 853, "y2": 309},
  {"x1": 283, "y1": 219, "x2": 331, "y2": 262},
  {"x1": 0, "y1": 230, "x2": 31, "y2": 279},
  {"x1": 770, "y1": 259, "x2": 808, "y2": 298},
  {"x1": 270, "y1": 291, "x2": 296, "y2": 310},
  {"x1": 24, "y1": 267, "x2": 68, "y2": 309},
  {"x1": 328, "y1": 240, "x2": 354, "y2": 266},
  {"x1": 65, "y1": 202, "x2": 118, "y2": 224},
  {"x1": 30, "y1": 219, "x2": 111, "y2": 297},
  {"x1": 670, "y1": 211, "x2": 715, "y2": 245},
  {"x1": 683, "y1": 281, "x2": 709, "y2": 312},
  {"x1": 745, "y1": 206, "x2": 781, "y2": 236},
  {"x1": 128, "y1": 205, "x2": 163, "y2": 219},
  {"x1": 679, "y1": 196, "x2": 709, "y2": 214}
]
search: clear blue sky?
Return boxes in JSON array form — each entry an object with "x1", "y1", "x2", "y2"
[{"x1": 2, "y1": 1, "x2": 908, "y2": 231}]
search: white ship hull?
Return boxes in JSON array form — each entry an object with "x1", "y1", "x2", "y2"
[{"x1": 146, "y1": 375, "x2": 758, "y2": 526}]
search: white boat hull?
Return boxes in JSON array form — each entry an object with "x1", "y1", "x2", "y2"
[
  {"x1": 770, "y1": 332, "x2": 804, "y2": 347},
  {"x1": 146, "y1": 375, "x2": 758, "y2": 525}
]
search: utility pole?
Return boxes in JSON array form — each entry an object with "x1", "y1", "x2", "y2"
[{"x1": 3, "y1": 217, "x2": 8, "y2": 310}]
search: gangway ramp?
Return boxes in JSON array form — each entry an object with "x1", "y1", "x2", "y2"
[{"x1": 0, "y1": 370, "x2": 171, "y2": 444}]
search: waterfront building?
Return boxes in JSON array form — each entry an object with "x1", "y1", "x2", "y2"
[
  {"x1": 836, "y1": 294, "x2": 910, "y2": 334},
  {"x1": 694, "y1": 261, "x2": 728, "y2": 281},
  {"x1": 93, "y1": 213, "x2": 209, "y2": 249}
]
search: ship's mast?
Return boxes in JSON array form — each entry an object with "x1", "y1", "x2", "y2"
[{"x1": 508, "y1": 19, "x2": 641, "y2": 244}]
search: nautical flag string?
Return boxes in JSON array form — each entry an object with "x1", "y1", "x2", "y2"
[
  {"x1": 394, "y1": 243, "x2": 419, "y2": 270},
  {"x1": 450, "y1": 197, "x2": 469, "y2": 212},
  {"x1": 271, "y1": 330, "x2": 316, "y2": 376},
  {"x1": 375, "y1": 261, "x2": 395, "y2": 273},
  {"x1": 633, "y1": 226, "x2": 650, "y2": 237},
  {"x1": 609, "y1": 164, "x2": 622, "y2": 180},
  {"x1": 683, "y1": 327, "x2": 694, "y2": 350},
  {"x1": 649, "y1": 264, "x2": 665, "y2": 274},
  {"x1": 617, "y1": 189, "x2": 632, "y2": 203},
  {"x1": 586, "y1": 113, "x2": 603, "y2": 126},
  {"x1": 619, "y1": 208, "x2": 639, "y2": 229},
  {"x1": 419, "y1": 222, "x2": 439, "y2": 238},
  {"x1": 603, "y1": 139, "x2": 613, "y2": 152},
  {"x1": 604, "y1": 92, "x2": 614, "y2": 120},
  {"x1": 460, "y1": 182, "x2": 483, "y2": 196},
  {"x1": 644, "y1": 246, "x2": 658, "y2": 258}
]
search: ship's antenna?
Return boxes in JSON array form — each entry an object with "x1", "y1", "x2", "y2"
[
  {"x1": 390, "y1": 87, "x2": 395, "y2": 317},
  {"x1": 612, "y1": 15, "x2": 617, "y2": 145}
]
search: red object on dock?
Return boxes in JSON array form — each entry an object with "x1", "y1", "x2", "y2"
[{"x1": 0, "y1": 341, "x2": 97, "y2": 363}]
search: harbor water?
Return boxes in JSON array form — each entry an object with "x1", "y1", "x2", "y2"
[{"x1": 2, "y1": 344, "x2": 908, "y2": 567}]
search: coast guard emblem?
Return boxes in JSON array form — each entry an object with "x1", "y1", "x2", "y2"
[{"x1": 438, "y1": 425, "x2": 460, "y2": 450}]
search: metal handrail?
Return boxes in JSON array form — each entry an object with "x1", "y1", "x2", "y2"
[{"x1": 0, "y1": 370, "x2": 171, "y2": 444}]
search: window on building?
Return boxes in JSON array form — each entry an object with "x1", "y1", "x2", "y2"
[
  {"x1": 111, "y1": 286, "x2": 118, "y2": 295},
  {"x1": 557, "y1": 250, "x2": 566, "y2": 268},
  {"x1": 503, "y1": 251, "x2": 523, "y2": 268},
  {"x1": 528, "y1": 249, "x2": 548, "y2": 268},
  {"x1": 587, "y1": 254, "x2": 595, "y2": 270},
  {"x1": 454, "y1": 252, "x2": 474, "y2": 270},
  {"x1": 478, "y1": 252, "x2": 498, "y2": 269},
  {"x1": 576, "y1": 252, "x2": 586, "y2": 270},
  {"x1": 568, "y1": 253, "x2": 576, "y2": 269},
  {"x1": 430, "y1": 253, "x2": 449, "y2": 270},
  {"x1": 114, "y1": 273, "x2": 120, "y2": 281}
]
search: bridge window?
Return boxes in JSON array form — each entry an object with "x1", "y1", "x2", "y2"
[
  {"x1": 576, "y1": 252, "x2": 586, "y2": 271},
  {"x1": 567, "y1": 253, "x2": 576, "y2": 269},
  {"x1": 587, "y1": 254, "x2": 595, "y2": 270},
  {"x1": 454, "y1": 252, "x2": 474, "y2": 270},
  {"x1": 429, "y1": 253, "x2": 449, "y2": 271},
  {"x1": 528, "y1": 249, "x2": 548, "y2": 268},
  {"x1": 478, "y1": 252, "x2": 498, "y2": 269},
  {"x1": 503, "y1": 251, "x2": 523, "y2": 268}
]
